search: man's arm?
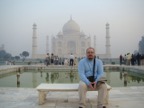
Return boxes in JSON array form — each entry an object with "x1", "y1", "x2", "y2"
[{"x1": 78, "y1": 60, "x2": 90, "y2": 85}]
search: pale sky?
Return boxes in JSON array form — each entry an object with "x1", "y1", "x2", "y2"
[{"x1": 0, "y1": 0, "x2": 144, "y2": 58}]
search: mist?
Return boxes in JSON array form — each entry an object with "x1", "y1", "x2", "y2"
[{"x1": 0, "y1": 0, "x2": 144, "y2": 58}]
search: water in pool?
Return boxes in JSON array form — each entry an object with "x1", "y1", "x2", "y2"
[{"x1": 0, "y1": 70, "x2": 144, "y2": 88}]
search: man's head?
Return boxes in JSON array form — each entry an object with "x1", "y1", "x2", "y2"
[{"x1": 86, "y1": 47, "x2": 96, "y2": 60}]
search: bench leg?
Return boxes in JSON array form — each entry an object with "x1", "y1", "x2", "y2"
[
  {"x1": 44, "y1": 92, "x2": 47, "y2": 100},
  {"x1": 39, "y1": 91, "x2": 46, "y2": 105},
  {"x1": 105, "y1": 90, "x2": 110, "y2": 104}
]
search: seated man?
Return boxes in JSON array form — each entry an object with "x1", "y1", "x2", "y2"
[{"x1": 78, "y1": 47, "x2": 107, "y2": 108}]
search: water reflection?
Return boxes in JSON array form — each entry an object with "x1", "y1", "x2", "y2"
[
  {"x1": 69, "y1": 70, "x2": 75, "y2": 83},
  {"x1": 45, "y1": 72, "x2": 49, "y2": 83},
  {"x1": 118, "y1": 70, "x2": 144, "y2": 87},
  {"x1": 120, "y1": 72, "x2": 122, "y2": 80},
  {"x1": 40, "y1": 71, "x2": 43, "y2": 77},
  {"x1": 105, "y1": 70, "x2": 111, "y2": 84},
  {"x1": 119, "y1": 71, "x2": 128, "y2": 86},
  {"x1": 65, "y1": 70, "x2": 78, "y2": 83},
  {"x1": 105, "y1": 69, "x2": 144, "y2": 87},
  {"x1": 44, "y1": 72, "x2": 60, "y2": 83},
  {"x1": 16, "y1": 72, "x2": 20, "y2": 87},
  {"x1": 123, "y1": 72, "x2": 128, "y2": 87},
  {"x1": 0, "y1": 69, "x2": 144, "y2": 88},
  {"x1": 130, "y1": 73, "x2": 144, "y2": 83},
  {"x1": 51, "y1": 72, "x2": 59, "y2": 83},
  {"x1": 32, "y1": 71, "x2": 37, "y2": 88}
]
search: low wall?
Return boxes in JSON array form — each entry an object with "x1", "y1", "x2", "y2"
[
  {"x1": 0, "y1": 66, "x2": 25, "y2": 75},
  {"x1": 119, "y1": 66, "x2": 144, "y2": 74}
]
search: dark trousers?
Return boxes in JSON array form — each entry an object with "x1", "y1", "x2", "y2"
[{"x1": 70, "y1": 59, "x2": 74, "y2": 66}]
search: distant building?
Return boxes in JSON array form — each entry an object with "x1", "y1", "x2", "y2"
[
  {"x1": 0, "y1": 44, "x2": 5, "y2": 51},
  {"x1": 139, "y1": 36, "x2": 144, "y2": 54},
  {"x1": 51, "y1": 17, "x2": 91, "y2": 58},
  {"x1": 32, "y1": 17, "x2": 111, "y2": 59}
]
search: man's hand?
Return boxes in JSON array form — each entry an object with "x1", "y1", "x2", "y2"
[{"x1": 88, "y1": 82, "x2": 96, "y2": 90}]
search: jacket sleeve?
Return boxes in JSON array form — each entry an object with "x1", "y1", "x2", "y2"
[{"x1": 78, "y1": 60, "x2": 91, "y2": 85}]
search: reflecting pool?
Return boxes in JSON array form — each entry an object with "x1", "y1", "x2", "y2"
[{"x1": 0, "y1": 70, "x2": 144, "y2": 88}]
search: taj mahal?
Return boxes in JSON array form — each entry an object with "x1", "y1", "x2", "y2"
[{"x1": 32, "y1": 17, "x2": 111, "y2": 59}]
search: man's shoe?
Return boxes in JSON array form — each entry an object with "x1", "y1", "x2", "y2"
[
  {"x1": 79, "y1": 107, "x2": 83, "y2": 108},
  {"x1": 103, "y1": 106, "x2": 106, "y2": 108}
]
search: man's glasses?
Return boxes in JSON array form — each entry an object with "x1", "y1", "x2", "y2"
[{"x1": 87, "y1": 52, "x2": 94, "y2": 54}]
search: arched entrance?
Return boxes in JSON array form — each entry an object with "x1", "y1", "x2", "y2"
[{"x1": 67, "y1": 41, "x2": 76, "y2": 54}]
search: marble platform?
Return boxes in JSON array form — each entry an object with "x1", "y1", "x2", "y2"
[{"x1": 0, "y1": 86, "x2": 144, "y2": 108}]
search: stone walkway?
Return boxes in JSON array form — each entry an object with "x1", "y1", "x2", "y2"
[{"x1": 0, "y1": 86, "x2": 144, "y2": 108}]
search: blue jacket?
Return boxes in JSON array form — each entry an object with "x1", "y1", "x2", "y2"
[{"x1": 78, "y1": 57, "x2": 104, "y2": 85}]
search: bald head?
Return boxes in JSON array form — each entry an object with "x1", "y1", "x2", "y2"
[
  {"x1": 86, "y1": 47, "x2": 96, "y2": 60},
  {"x1": 86, "y1": 47, "x2": 95, "y2": 53}
]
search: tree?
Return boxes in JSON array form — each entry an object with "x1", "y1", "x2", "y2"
[
  {"x1": 3, "y1": 53, "x2": 12, "y2": 60},
  {"x1": 22, "y1": 51, "x2": 29, "y2": 58},
  {"x1": 0, "y1": 50, "x2": 6, "y2": 59},
  {"x1": 139, "y1": 36, "x2": 144, "y2": 54},
  {"x1": 0, "y1": 50, "x2": 12, "y2": 60},
  {"x1": 20, "y1": 51, "x2": 29, "y2": 61},
  {"x1": 15, "y1": 56, "x2": 20, "y2": 60}
]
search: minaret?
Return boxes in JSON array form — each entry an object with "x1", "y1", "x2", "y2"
[
  {"x1": 46, "y1": 35, "x2": 49, "y2": 53},
  {"x1": 93, "y1": 35, "x2": 96, "y2": 49},
  {"x1": 32, "y1": 23, "x2": 37, "y2": 58},
  {"x1": 105, "y1": 23, "x2": 111, "y2": 58}
]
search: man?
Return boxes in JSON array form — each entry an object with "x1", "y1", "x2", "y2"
[
  {"x1": 78, "y1": 47, "x2": 107, "y2": 108},
  {"x1": 119, "y1": 54, "x2": 123, "y2": 65},
  {"x1": 45, "y1": 53, "x2": 50, "y2": 66},
  {"x1": 126, "y1": 53, "x2": 131, "y2": 65},
  {"x1": 69, "y1": 53, "x2": 74, "y2": 66}
]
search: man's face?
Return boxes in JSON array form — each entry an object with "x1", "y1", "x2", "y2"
[{"x1": 86, "y1": 48, "x2": 95, "y2": 60}]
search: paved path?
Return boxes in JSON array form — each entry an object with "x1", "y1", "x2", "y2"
[{"x1": 0, "y1": 86, "x2": 144, "y2": 108}]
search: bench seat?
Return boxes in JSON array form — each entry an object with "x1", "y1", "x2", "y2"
[{"x1": 36, "y1": 83, "x2": 112, "y2": 105}]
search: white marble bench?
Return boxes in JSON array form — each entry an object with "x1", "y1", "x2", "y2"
[{"x1": 36, "y1": 83, "x2": 112, "y2": 105}]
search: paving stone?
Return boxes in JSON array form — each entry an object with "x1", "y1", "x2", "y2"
[{"x1": 0, "y1": 87, "x2": 144, "y2": 108}]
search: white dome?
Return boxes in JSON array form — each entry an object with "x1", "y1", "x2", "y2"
[{"x1": 63, "y1": 18, "x2": 80, "y2": 34}]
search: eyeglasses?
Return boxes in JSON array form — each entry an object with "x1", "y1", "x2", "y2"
[{"x1": 87, "y1": 52, "x2": 94, "y2": 54}]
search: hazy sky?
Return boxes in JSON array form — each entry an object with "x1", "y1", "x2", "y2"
[{"x1": 0, "y1": 0, "x2": 144, "y2": 58}]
